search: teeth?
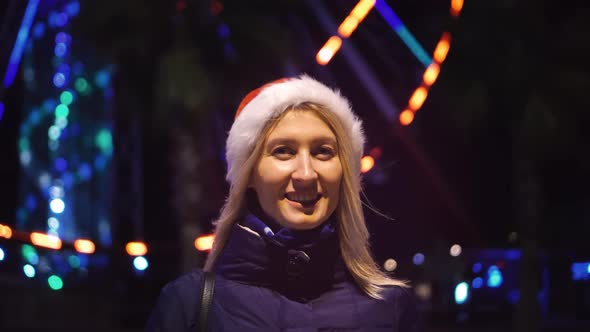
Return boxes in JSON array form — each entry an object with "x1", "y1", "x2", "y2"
[{"x1": 286, "y1": 193, "x2": 318, "y2": 202}]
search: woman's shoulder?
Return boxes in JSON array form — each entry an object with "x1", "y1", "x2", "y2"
[
  {"x1": 145, "y1": 269, "x2": 204, "y2": 331},
  {"x1": 161, "y1": 268, "x2": 204, "y2": 294},
  {"x1": 380, "y1": 285, "x2": 423, "y2": 331}
]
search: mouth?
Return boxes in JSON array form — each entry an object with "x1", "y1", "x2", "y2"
[{"x1": 284, "y1": 193, "x2": 322, "y2": 209}]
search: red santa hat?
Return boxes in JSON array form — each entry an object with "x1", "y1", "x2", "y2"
[{"x1": 225, "y1": 74, "x2": 366, "y2": 185}]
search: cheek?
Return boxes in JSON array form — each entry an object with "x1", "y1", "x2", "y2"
[{"x1": 254, "y1": 160, "x2": 294, "y2": 191}]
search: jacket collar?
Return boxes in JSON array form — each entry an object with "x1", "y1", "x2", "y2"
[{"x1": 213, "y1": 213, "x2": 350, "y2": 302}]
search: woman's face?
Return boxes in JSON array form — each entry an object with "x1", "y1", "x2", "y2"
[{"x1": 250, "y1": 110, "x2": 343, "y2": 230}]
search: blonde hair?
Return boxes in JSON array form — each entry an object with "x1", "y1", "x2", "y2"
[{"x1": 204, "y1": 102, "x2": 407, "y2": 299}]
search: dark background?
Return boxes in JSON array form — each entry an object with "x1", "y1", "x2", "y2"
[{"x1": 0, "y1": 0, "x2": 589, "y2": 331}]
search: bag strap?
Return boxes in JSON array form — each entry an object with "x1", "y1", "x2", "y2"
[{"x1": 197, "y1": 271, "x2": 215, "y2": 332}]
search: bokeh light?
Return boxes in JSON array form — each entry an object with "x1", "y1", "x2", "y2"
[
  {"x1": 74, "y1": 239, "x2": 95, "y2": 254},
  {"x1": 49, "y1": 198, "x2": 65, "y2": 213},
  {"x1": 126, "y1": 242, "x2": 148, "y2": 256},
  {"x1": 48, "y1": 217, "x2": 60, "y2": 229},
  {"x1": 68, "y1": 255, "x2": 80, "y2": 268},
  {"x1": 412, "y1": 253, "x2": 425, "y2": 265},
  {"x1": 0, "y1": 247, "x2": 5, "y2": 261},
  {"x1": 487, "y1": 265, "x2": 503, "y2": 288},
  {"x1": 384, "y1": 258, "x2": 398, "y2": 272},
  {"x1": 360, "y1": 155, "x2": 375, "y2": 173},
  {"x1": 316, "y1": 36, "x2": 342, "y2": 65},
  {"x1": 53, "y1": 72, "x2": 66, "y2": 87},
  {"x1": 454, "y1": 282, "x2": 469, "y2": 304},
  {"x1": 450, "y1": 244, "x2": 462, "y2": 257},
  {"x1": 55, "y1": 104, "x2": 69, "y2": 118},
  {"x1": 133, "y1": 256, "x2": 149, "y2": 271},
  {"x1": 23, "y1": 264, "x2": 36, "y2": 278},
  {"x1": 399, "y1": 109, "x2": 414, "y2": 126},
  {"x1": 472, "y1": 277, "x2": 484, "y2": 289},
  {"x1": 48, "y1": 275, "x2": 63, "y2": 290},
  {"x1": 30, "y1": 232, "x2": 62, "y2": 250},
  {"x1": 59, "y1": 90, "x2": 74, "y2": 105},
  {"x1": 195, "y1": 234, "x2": 215, "y2": 251}
]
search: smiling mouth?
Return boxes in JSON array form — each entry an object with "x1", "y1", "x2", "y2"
[{"x1": 285, "y1": 193, "x2": 322, "y2": 208}]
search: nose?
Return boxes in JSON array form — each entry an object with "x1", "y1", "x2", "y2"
[{"x1": 292, "y1": 153, "x2": 318, "y2": 184}]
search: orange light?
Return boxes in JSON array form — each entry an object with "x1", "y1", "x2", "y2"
[
  {"x1": 125, "y1": 242, "x2": 148, "y2": 256},
  {"x1": 423, "y1": 63, "x2": 440, "y2": 86},
  {"x1": 399, "y1": 110, "x2": 415, "y2": 126},
  {"x1": 195, "y1": 234, "x2": 215, "y2": 251},
  {"x1": 74, "y1": 239, "x2": 96, "y2": 254},
  {"x1": 0, "y1": 224, "x2": 12, "y2": 239},
  {"x1": 360, "y1": 155, "x2": 375, "y2": 173},
  {"x1": 350, "y1": 0, "x2": 376, "y2": 22},
  {"x1": 450, "y1": 0, "x2": 464, "y2": 17},
  {"x1": 338, "y1": 16, "x2": 360, "y2": 38},
  {"x1": 433, "y1": 33, "x2": 451, "y2": 63},
  {"x1": 30, "y1": 232, "x2": 62, "y2": 250},
  {"x1": 409, "y1": 86, "x2": 429, "y2": 111},
  {"x1": 316, "y1": 36, "x2": 342, "y2": 65}
]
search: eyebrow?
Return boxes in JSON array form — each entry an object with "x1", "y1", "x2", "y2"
[{"x1": 265, "y1": 136, "x2": 338, "y2": 148}]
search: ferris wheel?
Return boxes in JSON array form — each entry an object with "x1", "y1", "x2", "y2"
[{"x1": 314, "y1": 0, "x2": 463, "y2": 126}]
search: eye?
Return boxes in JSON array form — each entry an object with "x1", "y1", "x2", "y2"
[
  {"x1": 271, "y1": 146, "x2": 295, "y2": 159},
  {"x1": 315, "y1": 146, "x2": 336, "y2": 160}
]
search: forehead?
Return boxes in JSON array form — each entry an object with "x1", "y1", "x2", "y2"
[{"x1": 266, "y1": 110, "x2": 336, "y2": 142}]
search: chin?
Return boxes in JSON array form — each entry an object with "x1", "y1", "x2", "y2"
[{"x1": 279, "y1": 209, "x2": 329, "y2": 230}]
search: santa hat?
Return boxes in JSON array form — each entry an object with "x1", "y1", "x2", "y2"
[{"x1": 225, "y1": 74, "x2": 366, "y2": 185}]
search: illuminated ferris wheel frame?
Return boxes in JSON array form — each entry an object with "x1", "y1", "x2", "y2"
[{"x1": 315, "y1": 0, "x2": 464, "y2": 126}]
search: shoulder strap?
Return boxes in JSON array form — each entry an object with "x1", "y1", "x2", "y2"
[{"x1": 197, "y1": 271, "x2": 215, "y2": 332}]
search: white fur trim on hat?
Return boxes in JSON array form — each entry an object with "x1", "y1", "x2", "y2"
[{"x1": 225, "y1": 74, "x2": 365, "y2": 185}]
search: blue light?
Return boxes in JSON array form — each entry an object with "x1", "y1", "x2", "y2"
[
  {"x1": 62, "y1": 172, "x2": 74, "y2": 188},
  {"x1": 373, "y1": 0, "x2": 432, "y2": 67},
  {"x1": 54, "y1": 43, "x2": 67, "y2": 57},
  {"x1": 3, "y1": 0, "x2": 40, "y2": 87},
  {"x1": 55, "y1": 32, "x2": 69, "y2": 44},
  {"x1": 94, "y1": 155, "x2": 108, "y2": 171},
  {"x1": 571, "y1": 262, "x2": 590, "y2": 281},
  {"x1": 54, "y1": 158, "x2": 68, "y2": 172},
  {"x1": 454, "y1": 282, "x2": 469, "y2": 305},
  {"x1": 29, "y1": 108, "x2": 41, "y2": 125},
  {"x1": 472, "y1": 277, "x2": 483, "y2": 289},
  {"x1": 472, "y1": 262, "x2": 483, "y2": 273},
  {"x1": 133, "y1": 256, "x2": 149, "y2": 271},
  {"x1": 25, "y1": 194, "x2": 37, "y2": 211},
  {"x1": 412, "y1": 253, "x2": 425, "y2": 265},
  {"x1": 55, "y1": 13, "x2": 68, "y2": 27},
  {"x1": 487, "y1": 265, "x2": 503, "y2": 288},
  {"x1": 65, "y1": 2, "x2": 80, "y2": 17},
  {"x1": 23, "y1": 264, "x2": 36, "y2": 278},
  {"x1": 0, "y1": 102, "x2": 4, "y2": 121},
  {"x1": 94, "y1": 70, "x2": 110, "y2": 88},
  {"x1": 49, "y1": 198, "x2": 65, "y2": 214},
  {"x1": 58, "y1": 63, "x2": 71, "y2": 74},
  {"x1": 32, "y1": 22, "x2": 45, "y2": 39},
  {"x1": 48, "y1": 217, "x2": 60, "y2": 230},
  {"x1": 53, "y1": 73, "x2": 66, "y2": 88},
  {"x1": 78, "y1": 163, "x2": 92, "y2": 180},
  {"x1": 0, "y1": 247, "x2": 5, "y2": 261}
]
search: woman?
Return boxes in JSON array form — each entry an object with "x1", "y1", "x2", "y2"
[{"x1": 146, "y1": 75, "x2": 421, "y2": 331}]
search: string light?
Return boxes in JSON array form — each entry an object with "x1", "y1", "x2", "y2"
[{"x1": 316, "y1": 36, "x2": 343, "y2": 66}]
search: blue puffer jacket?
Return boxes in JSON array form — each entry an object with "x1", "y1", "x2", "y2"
[{"x1": 146, "y1": 215, "x2": 421, "y2": 331}]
